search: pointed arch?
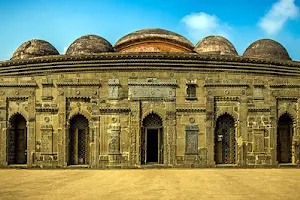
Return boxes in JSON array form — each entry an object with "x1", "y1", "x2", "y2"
[
  {"x1": 142, "y1": 110, "x2": 165, "y2": 127},
  {"x1": 67, "y1": 114, "x2": 90, "y2": 165},
  {"x1": 214, "y1": 113, "x2": 236, "y2": 164},
  {"x1": 277, "y1": 112, "x2": 294, "y2": 163},
  {"x1": 67, "y1": 108, "x2": 92, "y2": 124},
  {"x1": 141, "y1": 112, "x2": 164, "y2": 165},
  {"x1": 8, "y1": 111, "x2": 28, "y2": 124},
  {"x1": 216, "y1": 111, "x2": 238, "y2": 122},
  {"x1": 142, "y1": 112, "x2": 163, "y2": 128},
  {"x1": 278, "y1": 111, "x2": 296, "y2": 125},
  {"x1": 7, "y1": 113, "x2": 27, "y2": 164}
]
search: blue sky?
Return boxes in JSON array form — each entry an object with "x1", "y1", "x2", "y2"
[{"x1": 0, "y1": 0, "x2": 299, "y2": 61}]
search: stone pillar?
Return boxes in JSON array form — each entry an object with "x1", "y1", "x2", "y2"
[
  {"x1": 239, "y1": 94, "x2": 247, "y2": 166},
  {"x1": 57, "y1": 92, "x2": 66, "y2": 166},
  {"x1": 27, "y1": 96, "x2": 35, "y2": 167},
  {"x1": 0, "y1": 121, "x2": 7, "y2": 166},
  {"x1": 166, "y1": 108, "x2": 176, "y2": 165},
  {"x1": 129, "y1": 101, "x2": 140, "y2": 165},
  {"x1": 91, "y1": 96, "x2": 100, "y2": 168},
  {"x1": 269, "y1": 97, "x2": 277, "y2": 166},
  {"x1": 206, "y1": 96, "x2": 215, "y2": 166}
]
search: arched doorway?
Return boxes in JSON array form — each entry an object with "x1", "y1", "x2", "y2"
[
  {"x1": 141, "y1": 113, "x2": 163, "y2": 164},
  {"x1": 7, "y1": 114, "x2": 27, "y2": 164},
  {"x1": 277, "y1": 113, "x2": 293, "y2": 163},
  {"x1": 214, "y1": 113, "x2": 236, "y2": 164},
  {"x1": 68, "y1": 114, "x2": 89, "y2": 165}
]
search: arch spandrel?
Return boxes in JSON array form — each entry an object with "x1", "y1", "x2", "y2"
[
  {"x1": 278, "y1": 111, "x2": 296, "y2": 125},
  {"x1": 142, "y1": 112, "x2": 163, "y2": 128},
  {"x1": 8, "y1": 112, "x2": 29, "y2": 124},
  {"x1": 215, "y1": 111, "x2": 238, "y2": 124},
  {"x1": 67, "y1": 108, "x2": 92, "y2": 125},
  {"x1": 141, "y1": 110, "x2": 166, "y2": 127}
]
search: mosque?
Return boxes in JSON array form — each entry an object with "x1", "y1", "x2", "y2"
[{"x1": 0, "y1": 28, "x2": 299, "y2": 168}]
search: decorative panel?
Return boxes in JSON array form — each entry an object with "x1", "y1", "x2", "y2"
[
  {"x1": 108, "y1": 79, "x2": 120, "y2": 99},
  {"x1": 253, "y1": 129, "x2": 265, "y2": 152},
  {"x1": 185, "y1": 124, "x2": 198, "y2": 155},
  {"x1": 128, "y1": 78, "x2": 177, "y2": 100},
  {"x1": 41, "y1": 126, "x2": 53, "y2": 153},
  {"x1": 109, "y1": 126, "x2": 120, "y2": 154}
]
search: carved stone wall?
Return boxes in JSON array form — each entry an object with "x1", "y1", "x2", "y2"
[{"x1": 0, "y1": 63, "x2": 300, "y2": 168}]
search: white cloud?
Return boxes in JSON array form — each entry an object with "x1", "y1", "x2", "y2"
[
  {"x1": 181, "y1": 12, "x2": 231, "y2": 42},
  {"x1": 259, "y1": 0, "x2": 299, "y2": 35}
]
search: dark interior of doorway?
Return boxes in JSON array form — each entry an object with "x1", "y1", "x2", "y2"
[
  {"x1": 147, "y1": 129, "x2": 158, "y2": 163},
  {"x1": 277, "y1": 114, "x2": 293, "y2": 163}
]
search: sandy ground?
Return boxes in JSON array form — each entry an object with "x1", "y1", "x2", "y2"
[{"x1": 0, "y1": 169, "x2": 300, "y2": 200}]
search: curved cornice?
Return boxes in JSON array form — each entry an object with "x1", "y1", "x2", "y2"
[{"x1": 0, "y1": 52, "x2": 299, "y2": 76}]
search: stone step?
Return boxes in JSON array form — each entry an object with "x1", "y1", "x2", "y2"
[
  {"x1": 67, "y1": 165, "x2": 89, "y2": 169},
  {"x1": 8, "y1": 164, "x2": 28, "y2": 169},
  {"x1": 141, "y1": 164, "x2": 171, "y2": 169},
  {"x1": 278, "y1": 164, "x2": 298, "y2": 168},
  {"x1": 216, "y1": 164, "x2": 238, "y2": 168}
]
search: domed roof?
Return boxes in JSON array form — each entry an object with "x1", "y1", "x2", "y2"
[
  {"x1": 194, "y1": 36, "x2": 238, "y2": 56},
  {"x1": 11, "y1": 39, "x2": 59, "y2": 60},
  {"x1": 243, "y1": 39, "x2": 291, "y2": 60},
  {"x1": 114, "y1": 28, "x2": 194, "y2": 52},
  {"x1": 66, "y1": 35, "x2": 114, "y2": 55},
  {"x1": 65, "y1": 35, "x2": 114, "y2": 55}
]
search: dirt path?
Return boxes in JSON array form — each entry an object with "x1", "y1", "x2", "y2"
[{"x1": 0, "y1": 169, "x2": 299, "y2": 200}]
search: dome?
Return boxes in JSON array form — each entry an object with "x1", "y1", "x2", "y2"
[
  {"x1": 65, "y1": 35, "x2": 114, "y2": 55},
  {"x1": 243, "y1": 39, "x2": 291, "y2": 60},
  {"x1": 194, "y1": 36, "x2": 238, "y2": 56},
  {"x1": 114, "y1": 28, "x2": 194, "y2": 53},
  {"x1": 11, "y1": 39, "x2": 59, "y2": 60}
]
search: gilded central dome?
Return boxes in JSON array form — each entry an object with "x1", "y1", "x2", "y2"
[
  {"x1": 11, "y1": 39, "x2": 59, "y2": 60},
  {"x1": 243, "y1": 39, "x2": 291, "y2": 60},
  {"x1": 194, "y1": 36, "x2": 238, "y2": 56},
  {"x1": 66, "y1": 35, "x2": 114, "y2": 55},
  {"x1": 114, "y1": 28, "x2": 194, "y2": 53}
]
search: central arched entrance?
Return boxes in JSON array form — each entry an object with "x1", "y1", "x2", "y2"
[
  {"x1": 277, "y1": 113, "x2": 293, "y2": 164},
  {"x1": 141, "y1": 113, "x2": 163, "y2": 164},
  {"x1": 68, "y1": 114, "x2": 89, "y2": 165},
  {"x1": 7, "y1": 114, "x2": 27, "y2": 165},
  {"x1": 214, "y1": 113, "x2": 236, "y2": 164}
]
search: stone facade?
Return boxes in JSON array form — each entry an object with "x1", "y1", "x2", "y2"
[
  {"x1": 1, "y1": 28, "x2": 300, "y2": 168},
  {"x1": 0, "y1": 52, "x2": 299, "y2": 168}
]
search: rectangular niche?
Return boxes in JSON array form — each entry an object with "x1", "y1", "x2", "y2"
[
  {"x1": 108, "y1": 126, "x2": 120, "y2": 155},
  {"x1": 41, "y1": 125, "x2": 53, "y2": 154},
  {"x1": 128, "y1": 78, "x2": 177, "y2": 100},
  {"x1": 253, "y1": 129, "x2": 265, "y2": 152},
  {"x1": 108, "y1": 79, "x2": 121, "y2": 100},
  {"x1": 185, "y1": 124, "x2": 199, "y2": 155}
]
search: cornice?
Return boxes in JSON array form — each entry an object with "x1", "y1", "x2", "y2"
[
  {"x1": 176, "y1": 108, "x2": 206, "y2": 113},
  {"x1": 36, "y1": 107, "x2": 59, "y2": 113},
  {"x1": 253, "y1": 84, "x2": 265, "y2": 88},
  {"x1": 0, "y1": 83, "x2": 37, "y2": 87},
  {"x1": 0, "y1": 53, "x2": 299, "y2": 76},
  {"x1": 276, "y1": 97, "x2": 298, "y2": 101},
  {"x1": 99, "y1": 107, "x2": 131, "y2": 113},
  {"x1": 129, "y1": 97, "x2": 175, "y2": 101},
  {"x1": 270, "y1": 84, "x2": 300, "y2": 88},
  {"x1": 6, "y1": 96, "x2": 28, "y2": 101},
  {"x1": 57, "y1": 82, "x2": 101, "y2": 87},
  {"x1": 204, "y1": 83, "x2": 249, "y2": 88},
  {"x1": 1, "y1": 53, "x2": 299, "y2": 67},
  {"x1": 248, "y1": 108, "x2": 270, "y2": 112},
  {"x1": 128, "y1": 83, "x2": 178, "y2": 87},
  {"x1": 214, "y1": 97, "x2": 240, "y2": 101}
]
